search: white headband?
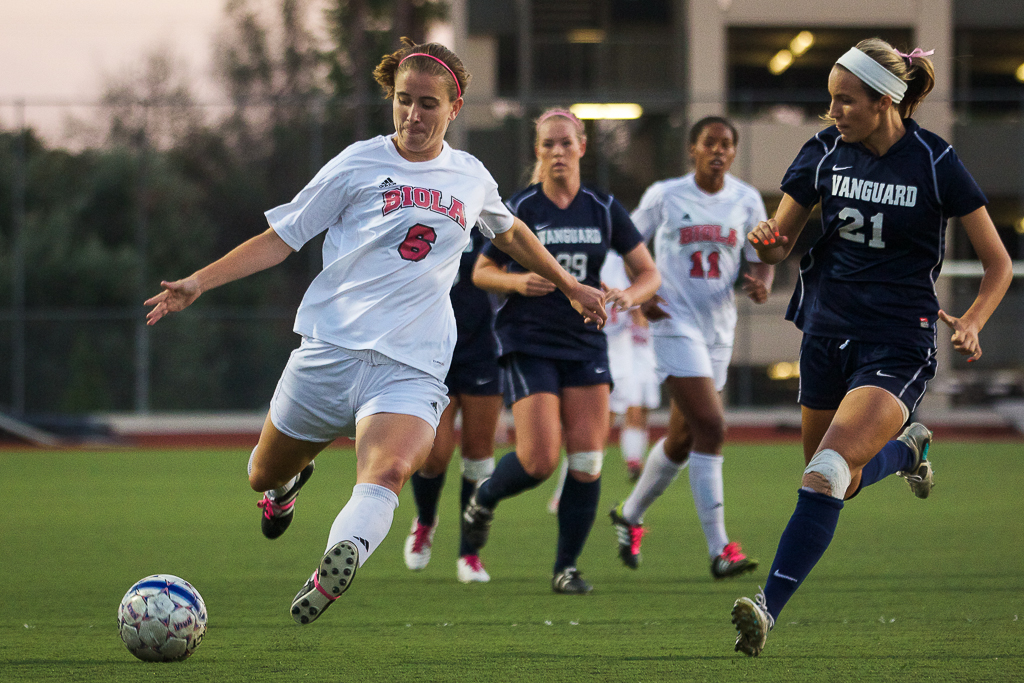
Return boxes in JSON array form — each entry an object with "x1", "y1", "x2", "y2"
[{"x1": 835, "y1": 48, "x2": 906, "y2": 104}]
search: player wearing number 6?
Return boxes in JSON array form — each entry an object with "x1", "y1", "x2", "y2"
[
  {"x1": 731, "y1": 38, "x2": 1012, "y2": 656},
  {"x1": 463, "y1": 109, "x2": 660, "y2": 594},
  {"x1": 144, "y1": 38, "x2": 606, "y2": 625},
  {"x1": 609, "y1": 116, "x2": 773, "y2": 579}
]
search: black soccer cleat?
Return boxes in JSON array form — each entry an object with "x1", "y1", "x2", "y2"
[
  {"x1": 291, "y1": 540, "x2": 359, "y2": 625},
  {"x1": 257, "y1": 461, "x2": 316, "y2": 539}
]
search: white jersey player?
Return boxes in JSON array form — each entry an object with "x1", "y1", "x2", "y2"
[
  {"x1": 145, "y1": 39, "x2": 606, "y2": 626},
  {"x1": 610, "y1": 116, "x2": 774, "y2": 580},
  {"x1": 601, "y1": 252, "x2": 659, "y2": 477}
]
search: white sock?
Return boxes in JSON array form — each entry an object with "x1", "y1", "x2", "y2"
[
  {"x1": 550, "y1": 457, "x2": 569, "y2": 505},
  {"x1": 620, "y1": 427, "x2": 648, "y2": 465},
  {"x1": 325, "y1": 483, "x2": 400, "y2": 567},
  {"x1": 688, "y1": 451, "x2": 728, "y2": 557},
  {"x1": 621, "y1": 438, "x2": 684, "y2": 524},
  {"x1": 248, "y1": 447, "x2": 300, "y2": 499}
]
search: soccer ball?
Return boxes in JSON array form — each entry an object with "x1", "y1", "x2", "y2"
[{"x1": 117, "y1": 574, "x2": 207, "y2": 662}]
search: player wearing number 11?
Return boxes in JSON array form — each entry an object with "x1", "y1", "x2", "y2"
[
  {"x1": 144, "y1": 38, "x2": 606, "y2": 625},
  {"x1": 731, "y1": 38, "x2": 1012, "y2": 657}
]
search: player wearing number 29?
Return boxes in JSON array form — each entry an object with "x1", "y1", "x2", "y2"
[
  {"x1": 609, "y1": 116, "x2": 773, "y2": 580},
  {"x1": 463, "y1": 109, "x2": 660, "y2": 594},
  {"x1": 731, "y1": 38, "x2": 1012, "y2": 656},
  {"x1": 144, "y1": 39, "x2": 606, "y2": 625}
]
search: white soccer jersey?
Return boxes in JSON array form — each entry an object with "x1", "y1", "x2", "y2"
[
  {"x1": 266, "y1": 135, "x2": 515, "y2": 381},
  {"x1": 631, "y1": 172, "x2": 765, "y2": 347}
]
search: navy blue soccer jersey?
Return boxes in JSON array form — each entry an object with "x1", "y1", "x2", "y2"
[
  {"x1": 480, "y1": 183, "x2": 644, "y2": 361},
  {"x1": 451, "y1": 229, "x2": 497, "y2": 365},
  {"x1": 780, "y1": 119, "x2": 987, "y2": 347}
]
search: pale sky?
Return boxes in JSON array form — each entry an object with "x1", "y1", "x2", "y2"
[{"x1": 0, "y1": 0, "x2": 229, "y2": 137}]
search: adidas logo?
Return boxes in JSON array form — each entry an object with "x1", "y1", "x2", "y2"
[
  {"x1": 378, "y1": 177, "x2": 396, "y2": 188},
  {"x1": 680, "y1": 212, "x2": 691, "y2": 221},
  {"x1": 353, "y1": 536, "x2": 370, "y2": 552}
]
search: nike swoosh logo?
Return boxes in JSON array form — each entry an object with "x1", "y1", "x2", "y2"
[
  {"x1": 832, "y1": 165, "x2": 852, "y2": 171},
  {"x1": 475, "y1": 377, "x2": 492, "y2": 385},
  {"x1": 534, "y1": 222, "x2": 551, "y2": 231},
  {"x1": 595, "y1": 368, "x2": 607, "y2": 374},
  {"x1": 773, "y1": 570, "x2": 797, "y2": 582},
  {"x1": 876, "y1": 370, "x2": 896, "y2": 378}
]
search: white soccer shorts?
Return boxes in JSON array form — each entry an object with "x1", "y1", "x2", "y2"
[
  {"x1": 270, "y1": 337, "x2": 450, "y2": 443},
  {"x1": 608, "y1": 326, "x2": 661, "y2": 413},
  {"x1": 652, "y1": 334, "x2": 733, "y2": 392}
]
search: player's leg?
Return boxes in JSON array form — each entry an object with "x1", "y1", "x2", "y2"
[
  {"x1": 456, "y1": 392, "x2": 503, "y2": 582},
  {"x1": 252, "y1": 338, "x2": 353, "y2": 540},
  {"x1": 292, "y1": 355, "x2": 445, "y2": 624},
  {"x1": 292, "y1": 411, "x2": 436, "y2": 625},
  {"x1": 620, "y1": 405, "x2": 649, "y2": 480},
  {"x1": 552, "y1": 381, "x2": 610, "y2": 593},
  {"x1": 756, "y1": 388, "x2": 904, "y2": 632},
  {"x1": 404, "y1": 396, "x2": 459, "y2": 571},
  {"x1": 463, "y1": 354, "x2": 562, "y2": 551},
  {"x1": 250, "y1": 413, "x2": 332, "y2": 539}
]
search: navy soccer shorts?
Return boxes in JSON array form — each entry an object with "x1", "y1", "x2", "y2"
[
  {"x1": 798, "y1": 333, "x2": 937, "y2": 418},
  {"x1": 445, "y1": 357, "x2": 504, "y2": 397},
  {"x1": 500, "y1": 351, "x2": 611, "y2": 407}
]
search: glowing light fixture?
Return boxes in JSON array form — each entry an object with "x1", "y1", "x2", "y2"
[
  {"x1": 790, "y1": 31, "x2": 815, "y2": 57},
  {"x1": 1014, "y1": 217, "x2": 1024, "y2": 235},
  {"x1": 1016, "y1": 62, "x2": 1024, "y2": 83},
  {"x1": 570, "y1": 103, "x2": 643, "y2": 120},
  {"x1": 769, "y1": 50, "x2": 795, "y2": 75},
  {"x1": 568, "y1": 28, "x2": 605, "y2": 44},
  {"x1": 767, "y1": 361, "x2": 800, "y2": 381}
]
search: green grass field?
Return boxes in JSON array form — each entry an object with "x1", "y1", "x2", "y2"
[{"x1": 2, "y1": 439, "x2": 1022, "y2": 682}]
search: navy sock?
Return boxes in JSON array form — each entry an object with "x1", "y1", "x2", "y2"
[
  {"x1": 410, "y1": 470, "x2": 446, "y2": 527},
  {"x1": 475, "y1": 452, "x2": 543, "y2": 509},
  {"x1": 459, "y1": 476, "x2": 476, "y2": 557},
  {"x1": 554, "y1": 475, "x2": 601, "y2": 573},
  {"x1": 763, "y1": 489, "x2": 843, "y2": 622},
  {"x1": 858, "y1": 440, "x2": 914, "y2": 490}
]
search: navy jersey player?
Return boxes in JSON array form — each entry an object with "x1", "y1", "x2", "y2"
[
  {"x1": 462, "y1": 108, "x2": 661, "y2": 593},
  {"x1": 145, "y1": 41, "x2": 606, "y2": 626},
  {"x1": 731, "y1": 38, "x2": 1012, "y2": 656},
  {"x1": 403, "y1": 229, "x2": 504, "y2": 583}
]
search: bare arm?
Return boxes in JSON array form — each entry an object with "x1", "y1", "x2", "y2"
[
  {"x1": 145, "y1": 227, "x2": 295, "y2": 325},
  {"x1": 938, "y1": 206, "x2": 1013, "y2": 362},
  {"x1": 605, "y1": 242, "x2": 661, "y2": 311},
  {"x1": 478, "y1": 217, "x2": 607, "y2": 327},
  {"x1": 747, "y1": 193, "x2": 813, "y2": 265},
  {"x1": 472, "y1": 254, "x2": 557, "y2": 297}
]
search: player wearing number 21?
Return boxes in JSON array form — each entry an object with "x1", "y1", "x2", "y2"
[
  {"x1": 731, "y1": 38, "x2": 1012, "y2": 657},
  {"x1": 144, "y1": 39, "x2": 606, "y2": 624},
  {"x1": 463, "y1": 109, "x2": 660, "y2": 594}
]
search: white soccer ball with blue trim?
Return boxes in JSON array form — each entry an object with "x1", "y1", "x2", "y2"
[{"x1": 117, "y1": 574, "x2": 207, "y2": 662}]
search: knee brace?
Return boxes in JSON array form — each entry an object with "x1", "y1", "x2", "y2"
[
  {"x1": 802, "y1": 449, "x2": 851, "y2": 500},
  {"x1": 461, "y1": 456, "x2": 495, "y2": 481},
  {"x1": 566, "y1": 450, "x2": 604, "y2": 476}
]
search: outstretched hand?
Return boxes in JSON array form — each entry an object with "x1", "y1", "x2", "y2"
[
  {"x1": 639, "y1": 294, "x2": 670, "y2": 322},
  {"x1": 567, "y1": 283, "x2": 607, "y2": 329},
  {"x1": 601, "y1": 282, "x2": 638, "y2": 312},
  {"x1": 742, "y1": 273, "x2": 770, "y2": 304},
  {"x1": 938, "y1": 309, "x2": 982, "y2": 362},
  {"x1": 144, "y1": 278, "x2": 201, "y2": 326}
]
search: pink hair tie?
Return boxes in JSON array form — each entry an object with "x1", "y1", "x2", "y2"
[
  {"x1": 398, "y1": 52, "x2": 462, "y2": 99},
  {"x1": 536, "y1": 109, "x2": 584, "y2": 132},
  {"x1": 896, "y1": 47, "x2": 934, "y2": 64}
]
